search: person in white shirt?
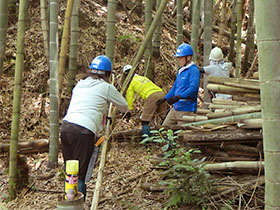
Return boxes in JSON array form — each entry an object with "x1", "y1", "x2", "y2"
[
  {"x1": 200, "y1": 47, "x2": 233, "y2": 100},
  {"x1": 61, "y1": 55, "x2": 128, "y2": 200}
]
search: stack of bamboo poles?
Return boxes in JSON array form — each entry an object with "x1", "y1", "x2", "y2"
[
  {"x1": 181, "y1": 76, "x2": 262, "y2": 129},
  {"x1": 177, "y1": 76, "x2": 263, "y2": 161}
]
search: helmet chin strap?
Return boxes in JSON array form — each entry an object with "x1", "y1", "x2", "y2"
[{"x1": 184, "y1": 56, "x2": 192, "y2": 66}]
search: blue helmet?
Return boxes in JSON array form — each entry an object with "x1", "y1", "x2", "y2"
[
  {"x1": 89, "y1": 55, "x2": 112, "y2": 71},
  {"x1": 174, "y1": 43, "x2": 194, "y2": 57}
]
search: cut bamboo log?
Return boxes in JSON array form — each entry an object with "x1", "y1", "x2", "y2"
[
  {"x1": 211, "y1": 143, "x2": 261, "y2": 154},
  {"x1": 207, "y1": 84, "x2": 259, "y2": 94},
  {"x1": 0, "y1": 139, "x2": 49, "y2": 153},
  {"x1": 182, "y1": 115, "x2": 208, "y2": 122},
  {"x1": 224, "y1": 81, "x2": 260, "y2": 90},
  {"x1": 179, "y1": 129, "x2": 262, "y2": 142},
  {"x1": 204, "y1": 161, "x2": 264, "y2": 171},
  {"x1": 207, "y1": 76, "x2": 259, "y2": 87},
  {"x1": 238, "y1": 118, "x2": 262, "y2": 129},
  {"x1": 207, "y1": 105, "x2": 262, "y2": 119},
  {"x1": 196, "y1": 108, "x2": 213, "y2": 115},
  {"x1": 211, "y1": 98, "x2": 247, "y2": 105},
  {"x1": 207, "y1": 111, "x2": 233, "y2": 119},
  {"x1": 141, "y1": 183, "x2": 168, "y2": 192},
  {"x1": 209, "y1": 104, "x2": 241, "y2": 110},
  {"x1": 252, "y1": 72, "x2": 259, "y2": 79},
  {"x1": 232, "y1": 105, "x2": 261, "y2": 114},
  {"x1": 232, "y1": 95, "x2": 261, "y2": 102},
  {"x1": 182, "y1": 112, "x2": 262, "y2": 127},
  {"x1": 212, "y1": 98, "x2": 260, "y2": 105}
]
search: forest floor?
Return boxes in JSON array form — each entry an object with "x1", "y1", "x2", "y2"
[{"x1": 0, "y1": 0, "x2": 264, "y2": 209}]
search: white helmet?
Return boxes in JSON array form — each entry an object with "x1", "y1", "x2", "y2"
[
  {"x1": 209, "y1": 47, "x2": 223, "y2": 61},
  {"x1": 123, "y1": 64, "x2": 132, "y2": 73}
]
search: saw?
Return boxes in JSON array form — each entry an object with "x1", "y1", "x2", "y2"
[{"x1": 85, "y1": 135, "x2": 106, "y2": 182}]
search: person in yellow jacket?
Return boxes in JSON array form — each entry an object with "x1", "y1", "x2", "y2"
[{"x1": 123, "y1": 65, "x2": 167, "y2": 136}]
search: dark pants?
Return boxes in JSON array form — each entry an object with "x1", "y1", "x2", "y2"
[{"x1": 61, "y1": 121, "x2": 95, "y2": 181}]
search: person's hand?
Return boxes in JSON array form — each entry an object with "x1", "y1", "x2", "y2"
[
  {"x1": 156, "y1": 98, "x2": 166, "y2": 106},
  {"x1": 199, "y1": 67, "x2": 205, "y2": 74},
  {"x1": 124, "y1": 111, "x2": 132, "y2": 122},
  {"x1": 167, "y1": 95, "x2": 181, "y2": 105}
]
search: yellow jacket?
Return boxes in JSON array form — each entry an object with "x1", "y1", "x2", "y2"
[{"x1": 126, "y1": 75, "x2": 163, "y2": 110}]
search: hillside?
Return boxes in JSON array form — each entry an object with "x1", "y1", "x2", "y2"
[{"x1": 0, "y1": 1, "x2": 264, "y2": 210}]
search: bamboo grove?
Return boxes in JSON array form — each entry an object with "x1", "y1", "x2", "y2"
[{"x1": 0, "y1": 0, "x2": 279, "y2": 209}]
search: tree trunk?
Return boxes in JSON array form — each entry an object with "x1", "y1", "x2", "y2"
[
  {"x1": 144, "y1": 0, "x2": 153, "y2": 80},
  {"x1": 105, "y1": 0, "x2": 117, "y2": 63},
  {"x1": 255, "y1": 1, "x2": 280, "y2": 209},
  {"x1": 9, "y1": 0, "x2": 28, "y2": 200},
  {"x1": 40, "y1": 0, "x2": 49, "y2": 65},
  {"x1": 152, "y1": 0, "x2": 163, "y2": 59},
  {"x1": 190, "y1": 0, "x2": 200, "y2": 63},
  {"x1": 176, "y1": 0, "x2": 183, "y2": 46},
  {"x1": 135, "y1": 0, "x2": 142, "y2": 17},
  {"x1": 235, "y1": 0, "x2": 242, "y2": 78},
  {"x1": 242, "y1": 0, "x2": 255, "y2": 73},
  {"x1": 0, "y1": 0, "x2": 9, "y2": 75},
  {"x1": 202, "y1": 0, "x2": 212, "y2": 104},
  {"x1": 48, "y1": 0, "x2": 59, "y2": 168},
  {"x1": 58, "y1": 0, "x2": 75, "y2": 101},
  {"x1": 228, "y1": 0, "x2": 237, "y2": 63},
  {"x1": 217, "y1": 0, "x2": 226, "y2": 47},
  {"x1": 67, "y1": 0, "x2": 80, "y2": 92}
]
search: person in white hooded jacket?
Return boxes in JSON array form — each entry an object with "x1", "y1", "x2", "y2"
[
  {"x1": 200, "y1": 47, "x2": 233, "y2": 100},
  {"x1": 61, "y1": 55, "x2": 128, "y2": 200}
]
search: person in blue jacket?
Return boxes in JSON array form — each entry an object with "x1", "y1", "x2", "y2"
[{"x1": 157, "y1": 43, "x2": 200, "y2": 126}]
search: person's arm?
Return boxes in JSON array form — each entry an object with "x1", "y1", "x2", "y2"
[
  {"x1": 199, "y1": 66, "x2": 205, "y2": 74},
  {"x1": 108, "y1": 84, "x2": 128, "y2": 113}
]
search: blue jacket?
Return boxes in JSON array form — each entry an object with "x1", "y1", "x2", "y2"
[{"x1": 165, "y1": 62, "x2": 200, "y2": 112}]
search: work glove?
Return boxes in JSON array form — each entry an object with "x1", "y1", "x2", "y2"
[
  {"x1": 156, "y1": 98, "x2": 166, "y2": 106},
  {"x1": 124, "y1": 111, "x2": 132, "y2": 122},
  {"x1": 167, "y1": 95, "x2": 181, "y2": 105},
  {"x1": 199, "y1": 67, "x2": 205, "y2": 74}
]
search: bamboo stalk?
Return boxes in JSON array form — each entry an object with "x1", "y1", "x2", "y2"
[{"x1": 91, "y1": 76, "x2": 115, "y2": 210}]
